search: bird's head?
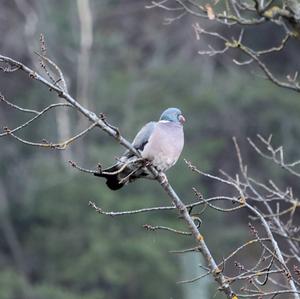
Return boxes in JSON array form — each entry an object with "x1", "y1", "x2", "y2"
[{"x1": 159, "y1": 108, "x2": 185, "y2": 125}]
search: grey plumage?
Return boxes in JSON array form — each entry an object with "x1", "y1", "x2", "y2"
[
  {"x1": 131, "y1": 121, "x2": 156, "y2": 152},
  {"x1": 94, "y1": 108, "x2": 185, "y2": 190}
]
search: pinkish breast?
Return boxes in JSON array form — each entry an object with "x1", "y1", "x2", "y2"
[{"x1": 141, "y1": 121, "x2": 184, "y2": 172}]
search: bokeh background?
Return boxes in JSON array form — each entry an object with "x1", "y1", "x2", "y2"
[{"x1": 1, "y1": 1, "x2": 300, "y2": 298}]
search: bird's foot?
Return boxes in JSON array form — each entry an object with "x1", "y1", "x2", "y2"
[{"x1": 141, "y1": 158, "x2": 152, "y2": 168}]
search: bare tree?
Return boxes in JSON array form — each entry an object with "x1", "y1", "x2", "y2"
[
  {"x1": 144, "y1": 1, "x2": 300, "y2": 298},
  {"x1": 2, "y1": 1, "x2": 300, "y2": 297},
  {"x1": 146, "y1": 0, "x2": 300, "y2": 93}
]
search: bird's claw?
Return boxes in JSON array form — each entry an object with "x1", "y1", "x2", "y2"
[{"x1": 143, "y1": 159, "x2": 152, "y2": 167}]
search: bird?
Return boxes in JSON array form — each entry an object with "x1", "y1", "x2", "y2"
[{"x1": 94, "y1": 107, "x2": 185, "y2": 190}]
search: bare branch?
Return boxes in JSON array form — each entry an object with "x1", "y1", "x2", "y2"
[
  {"x1": 143, "y1": 224, "x2": 191, "y2": 235},
  {"x1": 0, "y1": 101, "x2": 73, "y2": 137},
  {"x1": 2, "y1": 120, "x2": 97, "y2": 150}
]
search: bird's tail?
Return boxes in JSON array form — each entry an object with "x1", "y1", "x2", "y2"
[
  {"x1": 94, "y1": 164, "x2": 125, "y2": 190},
  {"x1": 94, "y1": 158, "x2": 153, "y2": 190}
]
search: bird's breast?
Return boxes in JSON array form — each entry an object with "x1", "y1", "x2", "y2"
[{"x1": 141, "y1": 122, "x2": 184, "y2": 172}]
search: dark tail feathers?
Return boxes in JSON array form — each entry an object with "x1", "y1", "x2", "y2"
[{"x1": 94, "y1": 164, "x2": 125, "y2": 191}]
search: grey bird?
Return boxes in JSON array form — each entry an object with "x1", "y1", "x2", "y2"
[{"x1": 94, "y1": 108, "x2": 185, "y2": 190}]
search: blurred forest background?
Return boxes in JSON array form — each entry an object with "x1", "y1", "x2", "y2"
[{"x1": 1, "y1": 1, "x2": 300, "y2": 298}]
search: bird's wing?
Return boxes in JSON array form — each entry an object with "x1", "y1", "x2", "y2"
[
  {"x1": 115, "y1": 121, "x2": 156, "y2": 161},
  {"x1": 132, "y1": 121, "x2": 156, "y2": 151}
]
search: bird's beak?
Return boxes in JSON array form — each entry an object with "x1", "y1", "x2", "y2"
[{"x1": 179, "y1": 114, "x2": 186, "y2": 124}]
